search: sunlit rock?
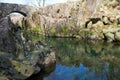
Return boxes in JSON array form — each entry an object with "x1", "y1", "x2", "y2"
[
  {"x1": 104, "y1": 32, "x2": 114, "y2": 42},
  {"x1": 115, "y1": 32, "x2": 120, "y2": 41}
]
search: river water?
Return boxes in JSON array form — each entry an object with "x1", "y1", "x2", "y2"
[{"x1": 32, "y1": 37, "x2": 120, "y2": 80}]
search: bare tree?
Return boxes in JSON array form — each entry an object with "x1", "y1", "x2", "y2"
[
  {"x1": 43, "y1": 0, "x2": 45, "y2": 7},
  {"x1": 35, "y1": 0, "x2": 46, "y2": 7},
  {"x1": 28, "y1": 0, "x2": 46, "y2": 7},
  {"x1": 36, "y1": 0, "x2": 42, "y2": 7}
]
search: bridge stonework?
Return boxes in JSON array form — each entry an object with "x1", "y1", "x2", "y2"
[{"x1": 0, "y1": 3, "x2": 33, "y2": 19}]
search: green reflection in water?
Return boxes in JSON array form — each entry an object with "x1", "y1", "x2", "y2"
[
  {"x1": 24, "y1": 34, "x2": 120, "y2": 80},
  {"x1": 40, "y1": 37, "x2": 120, "y2": 80}
]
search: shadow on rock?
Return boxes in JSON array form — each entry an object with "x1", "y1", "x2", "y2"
[{"x1": 26, "y1": 62, "x2": 56, "y2": 80}]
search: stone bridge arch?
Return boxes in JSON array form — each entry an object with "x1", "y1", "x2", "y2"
[
  {"x1": 0, "y1": 3, "x2": 34, "y2": 19},
  {"x1": 10, "y1": 11, "x2": 27, "y2": 17}
]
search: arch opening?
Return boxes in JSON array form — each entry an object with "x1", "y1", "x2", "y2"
[
  {"x1": 9, "y1": 12, "x2": 26, "y2": 25},
  {"x1": 11, "y1": 11, "x2": 27, "y2": 17}
]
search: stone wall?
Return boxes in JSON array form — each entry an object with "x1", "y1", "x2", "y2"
[{"x1": 0, "y1": 16, "x2": 16, "y2": 52}]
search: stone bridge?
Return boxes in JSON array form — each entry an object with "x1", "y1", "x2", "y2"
[{"x1": 0, "y1": 3, "x2": 34, "y2": 19}]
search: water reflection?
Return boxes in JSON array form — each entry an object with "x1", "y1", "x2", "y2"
[
  {"x1": 44, "y1": 64, "x2": 108, "y2": 80},
  {"x1": 38, "y1": 37, "x2": 120, "y2": 80}
]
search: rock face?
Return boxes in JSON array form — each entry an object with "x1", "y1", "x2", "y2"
[
  {"x1": 26, "y1": 0, "x2": 103, "y2": 36},
  {"x1": 0, "y1": 12, "x2": 56, "y2": 80},
  {"x1": 25, "y1": 0, "x2": 120, "y2": 41},
  {"x1": 0, "y1": 43, "x2": 56, "y2": 80},
  {"x1": 0, "y1": 16, "x2": 16, "y2": 52}
]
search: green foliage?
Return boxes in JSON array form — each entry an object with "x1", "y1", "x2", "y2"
[
  {"x1": 79, "y1": 29, "x2": 92, "y2": 38},
  {"x1": 30, "y1": 27, "x2": 41, "y2": 34},
  {"x1": 51, "y1": 26, "x2": 56, "y2": 36},
  {"x1": 61, "y1": 26, "x2": 69, "y2": 35},
  {"x1": 23, "y1": 26, "x2": 42, "y2": 41}
]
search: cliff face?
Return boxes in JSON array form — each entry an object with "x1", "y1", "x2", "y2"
[
  {"x1": 0, "y1": 16, "x2": 16, "y2": 52},
  {"x1": 0, "y1": 12, "x2": 56, "y2": 80},
  {"x1": 41, "y1": 0, "x2": 102, "y2": 24},
  {"x1": 39, "y1": 0, "x2": 102, "y2": 31},
  {"x1": 26, "y1": 0, "x2": 120, "y2": 41}
]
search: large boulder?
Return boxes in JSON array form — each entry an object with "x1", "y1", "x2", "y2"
[
  {"x1": 0, "y1": 43, "x2": 56, "y2": 80},
  {"x1": 0, "y1": 53, "x2": 27, "y2": 80},
  {"x1": 0, "y1": 16, "x2": 56, "y2": 80}
]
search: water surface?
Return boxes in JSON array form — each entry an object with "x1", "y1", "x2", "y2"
[{"x1": 36, "y1": 38, "x2": 120, "y2": 80}]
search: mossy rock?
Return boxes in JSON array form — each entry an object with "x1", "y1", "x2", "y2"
[
  {"x1": 115, "y1": 32, "x2": 120, "y2": 41},
  {"x1": 105, "y1": 32, "x2": 115, "y2": 41},
  {"x1": 0, "y1": 77, "x2": 9, "y2": 80},
  {"x1": 11, "y1": 60, "x2": 34, "y2": 77}
]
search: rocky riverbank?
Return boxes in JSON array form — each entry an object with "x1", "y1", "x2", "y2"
[
  {"x1": 0, "y1": 16, "x2": 56, "y2": 80},
  {"x1": 0, "y1": 0, "x2": 120, "y2": 79},
  {"x1": 0, "y1": 47, "x2": 56, "y2": 80},
  {"x1": 22, "y1": 0, "x2": 120, "y2": 42}
]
